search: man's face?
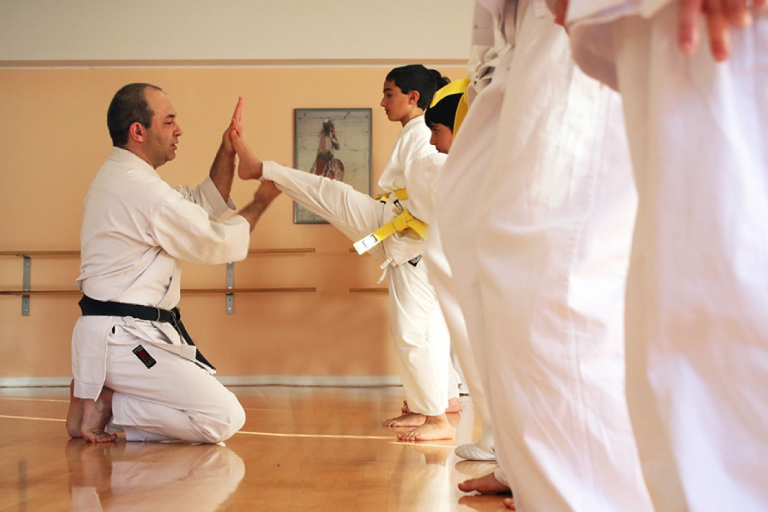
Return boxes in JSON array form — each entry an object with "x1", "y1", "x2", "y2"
[
  {"x1": 429, "y1": 123, "x2": 453, "y2": 154},
  {"x1": 143, "y1": 88, "x2": 183, "y2": 169}
]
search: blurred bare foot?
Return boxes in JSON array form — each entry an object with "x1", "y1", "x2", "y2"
[{"x1": 458, "y1": 471, "x2": 511, "y2": 495}]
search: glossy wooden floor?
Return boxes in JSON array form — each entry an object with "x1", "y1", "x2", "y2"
[{"x1": 0, "y1": 386, "x2": 509, "y2": 511}]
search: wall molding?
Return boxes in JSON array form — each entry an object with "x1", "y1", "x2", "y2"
[
  {"x1": 0, "y1": 375, "x2": 403, "y2": 389},
  {"x1": 0, "y1": 59, "x2": 468, "y2": 71}
]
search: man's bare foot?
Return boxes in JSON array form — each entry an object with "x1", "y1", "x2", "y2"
[
  {"x1": 397, "y1": 414, "x2": 455, "y2": 442},
  {"x1": 383, "y1": 411, "x2": 426, "y2": 427},
  {"x1": 458, "y1": 471, "x2": 512, "y2": 495},
  {"x1": 66, "y1": 379, "x2": 84, "y2": 438},
  {"x1": 401, "y1": 397, "x2": 461, "y2": 414},
  {"x1": 231, "y1": 131, "x2": 263, "y2": 180},
  {"x1": 81, "y1": 388, "x2": 117, "y2": 443},
  {"x1": 503, "y1": 497, "x2": 516, "y2": 509}
]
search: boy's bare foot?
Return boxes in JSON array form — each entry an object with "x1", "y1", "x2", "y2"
[
  {"x1": 383, "y1": 411, "x2": 426, "y2": 427},
  {"x1": 81, "y1": 387, "x2": 117, "y2": 443},
  {"x1": 230, "y1": 131, "x2": 263, "y2": 180},
  {"x1": 503, "y1": 498, "x2": 516, "y2": 509},
  {"x1": 401, "y1": 397, "x2": 461, "y2": 414},
  {"x1": 458, "y1": 471, "x2": 512, "y2": 495},
  {"x1": 397, "y1": 414, "x2": 455, "y2": 442},
  {"x1": 66, "y1": 379, "x2": 84, "y2": 438}
]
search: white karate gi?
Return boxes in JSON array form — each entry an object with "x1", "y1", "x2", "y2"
[
  {"x1": 262, "y1": 116, "x2": 454, "y2": 416},
  {"x1": 418, "y1": 97, "x2": 496, "y2": 455},
  {"x1": 568, "y1": 3, "x2": 768, "y2": 509},
  {"x1": 436, "y1": 0, "x2": 653, "y2": 510},
  {"x1": 72, "y1": 147, "x2": 250, "y2": 443}
]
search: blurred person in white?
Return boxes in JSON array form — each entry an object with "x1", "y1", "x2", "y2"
[
  {"x1": 561, "y1": 0, "x2": 768, "y2": 508},
  {"x1": 438, "y1": 1, "x2": 653, "y2": 510}
]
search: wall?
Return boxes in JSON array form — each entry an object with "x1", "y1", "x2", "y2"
[
  {"x1": 0, "y1": 0, "x2": 473, "y2": 383},
  {"x1": 0, "y1": 65, "x2": 466, "y2": 383},
  {"x1": 0, "y1": 0, "x2": 473, "y2": 64}
]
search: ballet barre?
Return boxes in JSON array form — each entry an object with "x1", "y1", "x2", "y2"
[{"x1": 0, "y1": 248, "x2": 317, "y2": 316}]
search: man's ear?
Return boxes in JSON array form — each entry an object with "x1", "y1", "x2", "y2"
[{"x1": 128, "y1": 122, "x2": 146, "y2": 143}]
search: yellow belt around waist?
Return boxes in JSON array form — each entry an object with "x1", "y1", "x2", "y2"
[{"x1": 353, "y1": 189, "x2": 428, "y2": 255}]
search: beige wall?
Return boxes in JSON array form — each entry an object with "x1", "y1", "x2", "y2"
[
  {"x1": 0, "y1": 65, "x2": 465, "y2": 382},
  {"x1": 0, "y1": 1, "x2": 473, "y2": 63}
]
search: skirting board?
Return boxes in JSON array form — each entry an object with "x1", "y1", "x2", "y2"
[{"x1": 0, "y1": 375, "x2": 403, "y2": 388}]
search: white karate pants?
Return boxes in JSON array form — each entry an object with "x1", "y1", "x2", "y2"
[
  {"x1": 438, "y1": 0, "x2": 653, "y2": 510},
  {"x1": 426, "y1": 226, "x2": 495, "y2": 449},
  {"x1": 106, "y1": 326, "x2": 245, "y2": 443},
  {"x1": 603, "y1": 6, "x2": 768, "y2": 510},
  {"x1": 263, "y1": 163, "x2": 452, "y2": 416}
]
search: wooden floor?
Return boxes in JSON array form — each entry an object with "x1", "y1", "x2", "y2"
[{"x1": 0, "y1": 386, "x2": 508, "y2": 511}]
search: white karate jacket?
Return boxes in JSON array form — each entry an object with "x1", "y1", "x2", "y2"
[{"x1": 72, "y1": 147, "x2": 250, "y2": 399}]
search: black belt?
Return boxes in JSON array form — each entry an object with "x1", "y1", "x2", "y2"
[{"x1": 78, "y1": 294, "x2": 215, "y2": 370}]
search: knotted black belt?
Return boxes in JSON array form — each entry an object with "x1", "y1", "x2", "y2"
[{"x1": 78, "y1": 294, "x2": 215, "y2": 370}]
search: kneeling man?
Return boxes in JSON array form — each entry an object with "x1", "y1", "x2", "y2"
[{"x1": 66, "y1": 83, "x2": 280, "y2": 443}]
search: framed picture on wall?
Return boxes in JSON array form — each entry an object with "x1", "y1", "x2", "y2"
[{"x1": 293, "y1": 108, "x2": 372, "y2": 224}]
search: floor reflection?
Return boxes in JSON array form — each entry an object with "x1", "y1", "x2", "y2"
[
  {"x1": 388, "y1": 441, "x2": 455, "y2": 512},
  {"x1": 65, "y1": 439, "x2": 245, "y2": 511}
]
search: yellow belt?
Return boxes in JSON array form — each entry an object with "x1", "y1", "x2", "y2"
[{"x1": 354, "y1": 189, "x2": 428, "y2": 255}]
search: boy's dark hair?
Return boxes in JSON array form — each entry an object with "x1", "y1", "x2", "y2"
[
  {"x1": 107, "y1": 83, "x2": 162, "y2": 147},
  {"x1": 425, "y1": 94, "x2": 463, "y2": 132},
  {"x1": 386, "y1": 65, "x2": 450, "y2": 109}
]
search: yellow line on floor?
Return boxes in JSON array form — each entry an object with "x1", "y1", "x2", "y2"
[
  {"x1": 0, "y1": 414, "x2": 64, "y2": 422},
  {"x1": 0, "y1": 416, "x2": 454, "y2": 447},
  {"x1": 237, "y1": 430, "x2": 393, "y2": 440}
]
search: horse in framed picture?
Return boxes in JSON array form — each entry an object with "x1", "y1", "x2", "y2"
[{"x1": 310, "y1": 119, "x2": 345, "y2": 181}]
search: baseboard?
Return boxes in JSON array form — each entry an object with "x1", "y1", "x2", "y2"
[
  {"x1": 216, "y1": 375, "x2": 402, "y2": 387},
  {"x1": 0, "y1": 375, "x2": 402, "y2": 388}
]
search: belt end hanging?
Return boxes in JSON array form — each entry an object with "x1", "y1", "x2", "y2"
[{"x1": 353, "y1": 233, "x2": 381, "y2": 254}]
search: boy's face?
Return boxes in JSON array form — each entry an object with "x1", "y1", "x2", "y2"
[
  {"x1": 380, "y1": 80, "x2": 418, "y2": 124},
  {"x1": 429, "y1": 123, "x2": 453, "y2": 154}
]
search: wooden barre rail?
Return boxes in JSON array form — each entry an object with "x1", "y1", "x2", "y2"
[
  {"x1": 0, "y1": 248, "x2": 316, "y2": 257},
  {"x1": 0, "y1": 250, "x2": 80, "y2": 257},
  {"x1": 0, "y1": 288, "x2": 317, "y2": 297},
  {"x1": 0, "y1": 248, "x2": 318, "y2": 315}
]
